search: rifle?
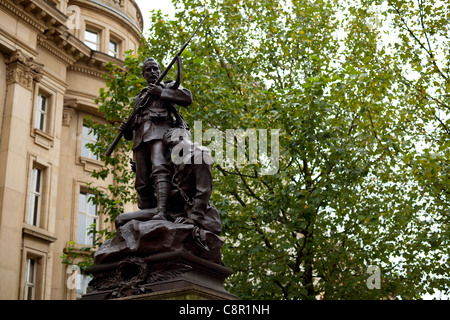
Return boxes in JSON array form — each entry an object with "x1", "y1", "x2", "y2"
[{"x1": 105, "y1": 15, "x2": 207, "y2": 157}]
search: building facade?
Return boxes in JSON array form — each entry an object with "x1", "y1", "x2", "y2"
[{"x1": 0, "y1": 0, "x2": 143, "y2": 300}]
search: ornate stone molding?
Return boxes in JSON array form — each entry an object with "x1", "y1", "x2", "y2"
[
  {"x1": 37, "y1": 35, "x2": 76, "y2": 65},
  {"x1": 33, "y1": 128, "x2": 55, "y2": 150},
  {"x1": 63, "y1": 98, "x2": 78, "y2": 126},
  {"x1": 111, "y1": 0, "x2": 123, "y2": 8},
  {"x1": 79, "y1": 156, "x2": 104, "y2": 173},
  {"x1": 88, "y1": 256, "x2": 193, "y2": 299},
  {"x1": 22, "y1": 223, "x2": 57, "y2": 243},
  {"x1": 67, "y1": 65, "x2": 104, "y2": 79},
  {"x1": 0, "y1": 0, "x2": 46, "y2": 33},
  {"x1": 5, "y1": 49, "x2": 44, "y2": 90},
  {"x1": 6, "y1": 62, "x2": 33, "y2": 90},
  {"x1": 86, "y1": 0, "x2": 142, "y2": 33}
]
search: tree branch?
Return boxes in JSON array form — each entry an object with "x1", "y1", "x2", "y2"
[
  {"x1": 417, "y1": 0, "x2": 433, "y2": 55},
  {"x1": 392, "y1": 3, "x2": 448, "y2": 82},
  {"x1": 274, "y1": 279, "x2": 289, "y2": 299}
]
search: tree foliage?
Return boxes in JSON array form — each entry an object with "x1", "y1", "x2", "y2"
[{"x1": 75, "y1": 0, "x2": 449, "y2": 299}]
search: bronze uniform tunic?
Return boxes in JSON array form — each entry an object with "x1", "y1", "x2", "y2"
[
  {"x1": 128, "y1": 81, "x2": 192, "y2": 149},
  {"x1": 124, "y1": 81, "x2": 192, "y2": 209}
]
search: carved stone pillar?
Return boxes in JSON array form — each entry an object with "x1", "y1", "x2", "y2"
[{"x1": 0, "y1": 49, "x2": 44, "y2": 299}]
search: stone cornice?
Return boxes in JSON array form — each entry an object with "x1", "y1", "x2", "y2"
[
  {"x1": 71, "y1": 0, "x2": 142, "y2": 41},
  {"x1": 3, "y1": 0, "x2": 126, "y2": 74},
  {"x1": 67, "y1": 64, "x2": 104, "y2": 78},
  {"x1": 37, "y1": 34, "x2": 76, "y2": 65},
  {"x1": 0, "y1": 0, "x2": 47, "y2": 32},
  {"x1": 81, "y1": 0, "x2": 143, "y2": 33}
]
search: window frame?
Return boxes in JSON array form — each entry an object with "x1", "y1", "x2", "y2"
[
  {"x1": 108, "y1": 40, "x2": 118, "y2": 58},
  {"x1": 23, "y1": 258, "x2": 36, "y2": 300},
  {"x1": 31, "y1": 84, "x2": 56, "y2": 149},
  {"x1": 76, "y1": 113, "x2": 105, "y2": 172},
  {"x1": 34, "y1": 94, "x2": 47, "y2": 132},
  {"x1": 27, "y1": 167, "x2": 43, "y2": 227},
  {"x1": 81, "y1": 123, "x2": 99, "y2": 161},
  {"x1": 77, "y1": 190, "x2": 98, "y2": 246},
  {"x1": 84, "y1": 29, "x2": 99, "y2": 51},
  {"x1": 25, "y1": 155, "x2": 53, "y2": 231},
  {"x1": 108, "y1": 31, "x2": 124, "y2": 59}
]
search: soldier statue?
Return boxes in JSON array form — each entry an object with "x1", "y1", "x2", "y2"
[{"x1": 119, "y1": 58, "x2": 192, "y2": 221}]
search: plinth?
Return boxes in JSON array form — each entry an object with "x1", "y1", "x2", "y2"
[{"x1": 81, "y1": 250, "x2": 237, "y2": 300}]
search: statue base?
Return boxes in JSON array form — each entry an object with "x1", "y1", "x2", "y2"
[
  {"x1": 81, "y1": 250, "x2": 237, "y2": 300},
  {"x1": 112, "y1": 286, "x2": 236, "y2": 300}
]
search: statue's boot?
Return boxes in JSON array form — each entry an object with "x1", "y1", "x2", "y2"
[{"x1": 152, "y1": 178, "x2": 170, "y2": 221}]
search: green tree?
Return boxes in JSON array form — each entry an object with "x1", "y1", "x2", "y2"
[{"x1": 75, "y1": 0, "x2": 449, "y2": 299}]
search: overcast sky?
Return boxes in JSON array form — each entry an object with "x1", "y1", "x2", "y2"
[{"x1": 134, "y1": 0, "x2": 175, "y2": 33}]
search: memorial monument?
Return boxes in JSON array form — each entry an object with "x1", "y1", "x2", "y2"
[{"x1": 82, "y1": 19, "x2": 236, "y2": 300}]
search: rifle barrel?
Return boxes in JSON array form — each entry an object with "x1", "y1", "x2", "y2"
[{"x1": 156, "y1": 15, "x2": 208, "y2": 85}]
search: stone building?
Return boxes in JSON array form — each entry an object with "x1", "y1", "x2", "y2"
[{"x1": 0, "y1": 0, "x2": 143, "y2": 299}]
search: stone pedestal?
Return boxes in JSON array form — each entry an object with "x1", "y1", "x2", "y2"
[
  {"x1": 113, "y1": 286, "x2": 235, "y2": 300},
  {"x1": 81, "y1": 250, "x2": 237, "y2": 300}
]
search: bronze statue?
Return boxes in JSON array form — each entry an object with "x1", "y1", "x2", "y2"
[
  {"x1": 162, "y1": 128, "x2": 222, "y2": 235},
  {"x1": 84, "y1": 17, "x2": 235, "y2": 300},
  {"x1": 119, "y1": 58, "x2": 192, "y2": 219},
  {"x1": 94, "y1": 53, "x2": 225, "y2": 267}
]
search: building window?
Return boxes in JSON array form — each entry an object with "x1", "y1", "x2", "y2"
[
  {"x1": 108, "y1": 40, "x2": 118, "y2": 58},
  {"x1": 28, "y1": 167, "x2": 42, "y2": 227},
  {"x1": 23, "y1": 258, "x2": 36, "y2": 300},
  {"x1": 84, "y1": 30, "x2": 99, "y2": 51},
  {"x1": 35, "y1": 94, "x2": 47, "y2": 132},
  {"x1": 77, "y1": 192, "x2": 97, "y2": 246},
  {"x1": 81, "y1": 124, "x2": 98, "y2": 161},
  {"x1": 76, "y1": 273, "x2": 93, "y2": 299}
]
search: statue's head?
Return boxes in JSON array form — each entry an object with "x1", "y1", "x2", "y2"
[{"x1": 142, "y1": 57, "x2": 161, "y2": 84}]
